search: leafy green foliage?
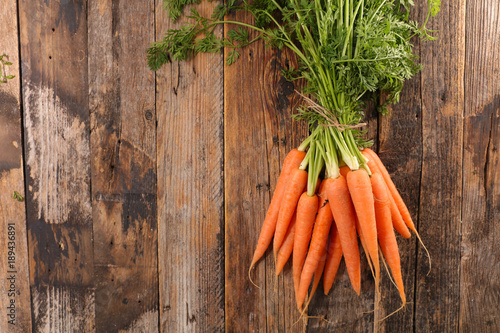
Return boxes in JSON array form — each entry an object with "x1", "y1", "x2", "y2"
[
  {"x1": 0, "y1": 54, "x2": 15, "y2": 83},
  {"x1": 164, "y1": 0, "x2": 201, "y2": 22},
  {"x1": 151, "y1": 0, "x2": 440, "y2": 146},
  {"x1": 147, "y1": 5, "x2": 257, "y2": 68}
]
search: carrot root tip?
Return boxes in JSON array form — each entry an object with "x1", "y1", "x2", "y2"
[{"x1": 248, "y1": 265, "x2": 261, "y2": 290}]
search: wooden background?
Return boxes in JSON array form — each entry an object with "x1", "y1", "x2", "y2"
[{"x1": 0, "y1": 0, "x2": 498, "y2": 332}]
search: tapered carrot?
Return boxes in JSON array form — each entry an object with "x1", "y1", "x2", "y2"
[
  {"x1": 302, "y1": 235, "x2": 329, "y2": 311},
  {"x1": 324, "y1": 176, "x2": 361, "y2": 295},
  {"x1": 363, "y1": 148, "x2": 431, "y2": 272},
  {"x1": 363, "y1": 148, "x2": 415, "y2": 231},
  {"x1": 273, "y1": 168, "x2": 308, "y2": 255},
  {"x1": 371, "y1": 173, "x2": 406, "y2": 305},
  {"x1": 293, "y1": 192, "x2": 319, "y2": 307},
  {"x1": 312, "y1": 242, "x2": 328, "y2": 297},
  {"x1": 361, "y1": 150, "x2": 411, "y2": 239},
  {"x1": 297, "y1": 181, "x2": 333, "y2": 308},
  {"x1": 388, "y1": 194, "x2": 411, "y2": 239},
  {"x1": 355, "y1": 215, "x2": 374, "y2": 276},
  {"x1": 323, "y1": 223, "x2": 343, "y2": 295},
  {"x1": 250, "y1": 149, "x2": 306, "y2": 271},
  {"x1": 347, "y1": 169, "x2": 380, "y2": 291},
  {"x1": 276, "y1": 211, "x2": 297, "y2": 275}
]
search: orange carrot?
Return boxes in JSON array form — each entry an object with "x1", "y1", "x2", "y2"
[
  {"x1": 339, "y1": 165, "x2": 350, "y2": 178},
  {"x1": 388, "y1": 194, "x2": 411, "y2": 239},
  {"x1": 250, "y1": 149, "x2": 306, "y2": 270},
  {"x1": 312, "y1": 242, "x2": 328, "y2": 297},
  {"x1": 363, "y1": 148, "x2": 415, "y2": 231},
  {"x1": 347, "y1": 169, "x2": 380, "y2": 291},
  {"x1": 323, "y1": 223, "x2": 343, "y2": 295},
  {"x1": 361, "y1": 150, "x2": 411, "y2": 239},
  {"x1": 355, "y1": 215, "x2": 374, "y2": 276},
  {"x1": 297, "y1": 181, "x2": 333, "y2": 308},
  {"x1": 364, "y1": 148, "x2": 431, "y2": 272},
  {"x1": 302, "y1": 237, "x2": 329, "y2": 311},
  {"x1": 371, "y1": 173, "x2": 406, "y2": 304},
  {"x1": 324, "y1": 176, "x2": 361, "y2": 295},
  {"x1": 292, "y1": 192, "x2": 319, "y2": 307},
  {"x1": 276, "y1": 211, "x2": 297, "y2": 275},
  {"x1": 273, "y1": 168, "x2": 308, "y2": 255}
]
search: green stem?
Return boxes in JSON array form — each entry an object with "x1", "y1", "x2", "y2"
[
  {"x1": 299, "y1": 144, "x2": 313, "y2": 170},
  {"x1": 307, "y1": 140, "x2": 324, "y2": 196}
]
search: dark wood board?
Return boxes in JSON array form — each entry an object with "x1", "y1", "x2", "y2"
[
  {"x1": 18, "y1": 0, "x2": 95, "y2": 331},
  {"x1": 461, "y1": 1, "x2": 500, "y2": 332},
  {"x1": 88, "y1": 0, "x2": 159, "y2": 331},
  {"x1": 0, "y1": 0, "x2": 498, "y2": 332}
]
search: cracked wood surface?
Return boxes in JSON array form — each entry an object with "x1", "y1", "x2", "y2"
[{"x1": 0, "y1": 0, "x2": 498, "y2": 332}]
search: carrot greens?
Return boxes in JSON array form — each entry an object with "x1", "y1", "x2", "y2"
[{"x1": 148, "y1": 0, "x2": 438, "y2": 175}]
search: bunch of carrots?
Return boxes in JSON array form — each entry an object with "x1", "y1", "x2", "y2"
[
  {"x1": 149, "y1": 0, "x2": 439, "y2": 316},
  {"x1": 249, "y1": 126, "x2": 429, "y2": 311}
]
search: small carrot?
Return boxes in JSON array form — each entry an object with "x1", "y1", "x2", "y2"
[
  {"x1": 301, "y1": 237, "x2": 329, "y2": 312},
  {"x1": 347, "y1": 169, "x2": 380, "y2": 292},
  {"x1": 273, "y1": 168, "x2": 308, "y2": 255},
  {"x1": 363, "y1": 148, "x2": 431, "y2": 271},
  {"x1": 276, "y1": 211, "x2": 297, "y2": 275},
  {"x1": 323, "y1": 223, "x2": 343, "y2": 295},
  {"x1": 297, "y1": 181, "x2": 333, "y2": 308},
  {"x1": 311, "y1": 242, "x2": 328, "y2": 298},
  {"x1": 293, "y1": 192, "x2": 319, "y2": 307},
  {"x1": 371, "y1": 173, "x2": 406, "y2": 305},
  {"x1": 388, "y1": 194, "x2": 411, "y2": 239},
  {"x1": 324, "y1": 176, "x2": 361, "y2": 295},
  {"x1": 361, "y1": 150, "x2": 411, "y2": 239},
  {"x1": 363, "y1": 149, "x2": 415, "y2": 231},
  {"x1": 355, "y1": 215, "x2": 374, "y2": 276},
  {"x1": 250, "y1": 149, "x2": 306, "y2": 271}
]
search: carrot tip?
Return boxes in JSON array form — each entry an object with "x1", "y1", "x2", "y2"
[
  {"x1": 248, "y1": 265, "x2": 261, "y2": 290},
  {"x1": 414, "y1": 230, "x2": 432, "y2": 275}
]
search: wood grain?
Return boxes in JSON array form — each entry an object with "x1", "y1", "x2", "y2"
[
  {"x1": 18, "y1": 0, "x2": 95, "y2": 331},
  {"x1": 461, "y1": 1, "x2": 500, "y2": 332},
  {"x1": 414, "y1": 0, "x2": 465, "y2": 331},
  {"x1": 224, "y1": 8, "x2": 309, "y2": 331},
  {"x1": 155, "y1": 2, "x2": 225, "y2": 332},
  {"x1": 2, "y1": 1, "x2": 500, "y2": 331},
  {"x1": 88, "y1": 0, "x2": 158, "y2": 332},
  {"x1": 372, "y1": 9, "x2": 425, "y2": 333},
  {"x1": 0, "y1": 1, "x2": 32, "y2": 332}
]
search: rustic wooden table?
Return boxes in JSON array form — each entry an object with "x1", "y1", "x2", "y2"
[{"x1": 0, "y1": 0, "x2": 498, "y2": 332}]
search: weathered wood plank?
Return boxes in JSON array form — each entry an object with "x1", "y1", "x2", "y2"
[
  {"x1": 0, "y1": 1, "x2": 32, "y2": 332},
  {"x1": 414, "y1": 0, "x2": 465, "y2": 331},
  {"x1": 18, "y1": 0, "x2": 95, "y2": 331},
  {"x1": 224, "y1": 9, "x2": 309, "y2": 331},
  {"x1": 461, "y1": 1, "x2": 500, "y2": 332},
  {"x1": 88, "y1": 0, "x2": 158, "y2": 332},
  {"x1": 156, "y1": 2, "x2": 225, "y2": 332},
  {"x1": 373, "y1": 15, "x2": 424, "y2": 333}
]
